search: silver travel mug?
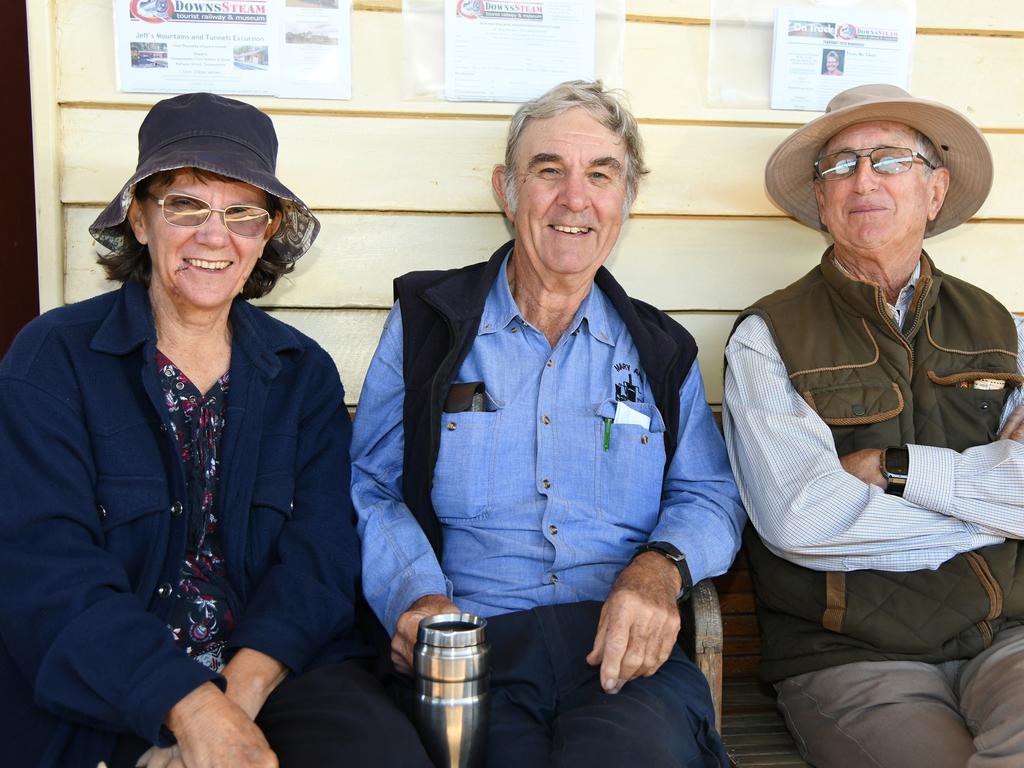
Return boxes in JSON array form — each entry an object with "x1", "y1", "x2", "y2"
[{"x1": 413, "y1": 613, "x2": 490, "y2": 768}]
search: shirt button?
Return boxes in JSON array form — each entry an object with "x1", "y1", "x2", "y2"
[
  {"x1": 546, "y1": 360, "x2": 554, "y2": 368},
  {"x1": 170, "y1": 501, "x2": 183, "y2": 517},
  {"x1": 549, "y1": 524, "x2": 558, "y2": 535},
  {"x1": 447, "y1": 421, "x2": 457, "y2": 431},
  {"x1": 542, "y1": 415, "x2": 550, "y2": 425},
  {"x1": 156, "y1": 583, "x2": 173, "y2": 598},
  {"x1": 641, "y1": 434, "x2": 649, "y2": 445},
  {"x1": 542, "y1": 479, "x2": 551, "y2": 489},
  {"x1": 97, "y1": 504, "x2": 107, "y2": 520},
  {"x1": 549, "y1": 574, "x2": 558, "y2": 584}
]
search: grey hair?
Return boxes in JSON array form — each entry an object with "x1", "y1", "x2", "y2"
[
  {"x1": 914, "y1": 129, "x2": 943, "y2": 172},
  {"x1": 501, "y1": 80, "x2": 649, "y2": 216}
]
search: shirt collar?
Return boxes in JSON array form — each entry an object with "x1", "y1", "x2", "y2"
[
  {"x1": 91, "y1": 281, "x2": 300, "y2": 378},
  {"x1": 477, "y1": 250, "x2": 616, "y2": 347}
]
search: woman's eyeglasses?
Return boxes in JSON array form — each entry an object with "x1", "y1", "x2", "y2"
[{"x1": 156, "y1": 192, "x2": 272, "y2": 238}]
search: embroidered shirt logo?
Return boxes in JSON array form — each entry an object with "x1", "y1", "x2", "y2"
[{"x1": 613, "y1": 362, "x2": 645, "y2": 403}]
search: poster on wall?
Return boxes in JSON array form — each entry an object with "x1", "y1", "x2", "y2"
[
  {"x1": 770, "y1": 6, "x2": 914, "y2": 111},
  {"x1": 114, "y1": 0, "x2": 352, "y2": 100},
  {"x1": 443, "y1": 0, "x2": 596, "y2": 102}
]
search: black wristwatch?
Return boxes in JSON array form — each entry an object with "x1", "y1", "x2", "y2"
[
  {"x1": 632, "y1": 541, "x2": 693, "y2": 600},
  {"x1": 880, "y1": 446, "x2": 910, "y2": 497}
]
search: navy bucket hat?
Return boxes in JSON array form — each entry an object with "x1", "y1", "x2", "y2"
[{"x1": 90, "y1": 92, "x2": 320, "y2": 262}]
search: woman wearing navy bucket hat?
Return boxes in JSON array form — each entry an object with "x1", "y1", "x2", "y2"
[{"x1": 0, "y1": 93, "x2": 432, "y2": 768}]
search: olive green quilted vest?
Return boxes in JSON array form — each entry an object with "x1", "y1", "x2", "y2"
[{"x1": 736, "y1": 249, "x2": 1023, "y2": 681}]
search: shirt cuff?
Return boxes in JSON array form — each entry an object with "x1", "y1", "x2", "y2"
[
  {"x1": 904, "y1": 443, "x2": 958, "y2": 516},
  {"x1": 384, "y1": 572, "x2": 452, "y2": 637}
]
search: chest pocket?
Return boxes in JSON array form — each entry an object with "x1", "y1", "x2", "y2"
[
  {"x1": 928, "y1": 370, "x2": 1019, "y2": 449},
  {"x1": 801, "y1": 381, "x2": 904, "y2": 426},
  {"x1": 594, "y1": 399, "x2": 666, "y2": 530},
  {"x1": 95, "y1": 475, "x2": 170, "y2": 530},
  {"x1": 95, "y1": 475, "x2": 170, "y2": 588},
  {"x1": 432, "y1": 409, "x2": 501, "y2": 522}
]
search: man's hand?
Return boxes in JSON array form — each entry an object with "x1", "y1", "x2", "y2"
[
  {"x1": 392, "y1": 594, "x2": 461, "y2": 676},
  {"x1": 586, "y1": 552, "x2": 681, "y2": 694},
  {"x1": 163, "y1": 681, "x2": 278, "y2": 768},
  {"x1": 839, "y1": 448, "x2": 886, "y2": 489},
  {"x1": 1000, "y1": 405, "x2": 1024, "y2": 443}
]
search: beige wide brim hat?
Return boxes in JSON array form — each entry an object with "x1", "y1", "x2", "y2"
[{"x1": 764, "y1": 84, "x2": 993, "y2": 237}]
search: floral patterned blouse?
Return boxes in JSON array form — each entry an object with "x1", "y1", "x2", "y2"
[{"x1": 156, "y1": 351, "x2": 241, "y2": 673}]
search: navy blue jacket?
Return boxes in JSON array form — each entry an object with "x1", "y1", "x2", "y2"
[{"x1": 0, "y1": 282, "x2": 367, "y2": 767}]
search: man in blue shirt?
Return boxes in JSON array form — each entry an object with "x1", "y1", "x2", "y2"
[{"x1": 352, "y1": 80, "x2": 745, "y2": 768}]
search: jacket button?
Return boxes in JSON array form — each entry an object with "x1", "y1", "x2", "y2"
[
  {"x1": 980, "y1": 401, "x2": 991, "y2": 411},
  {"x1": 156, "y1": 583, "x2": 173, "y2": 598},
  {"x1": 170, "y1": 501, "x2": 183, "y2": 517},
  {"x1": 852, "y1": 404, "x2": 866, "y2": 416},
  {"x1": 159, "y1": 424, "x2": 168, "y2": 433},
  {"x1": 97, "y1": 504, "x2": 107, "y2": 520}
]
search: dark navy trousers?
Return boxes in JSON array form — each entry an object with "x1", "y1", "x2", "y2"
[{"x1": 397, "y1": 600, "x2": 727, "y2": 768}]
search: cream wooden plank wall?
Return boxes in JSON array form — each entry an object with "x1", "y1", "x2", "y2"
[{"x1": 31, "y1": 0, "x2": 1024, "y2": 406}]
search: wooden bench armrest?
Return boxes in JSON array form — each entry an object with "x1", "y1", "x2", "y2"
[{"x1": 680, "y1": 579, "x2": 723, "y2": 733}]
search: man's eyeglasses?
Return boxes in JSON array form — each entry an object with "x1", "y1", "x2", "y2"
[
  {"x1": 156, "y1": 192, "x2": 272, "y2": 238},
  {"x1": 815, "y1": 146, "x2": 937, "y2": 181}
]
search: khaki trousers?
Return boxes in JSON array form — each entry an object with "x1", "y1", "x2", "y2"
[{"x1": 775, "y1": 625, "x2": 1024, "y2": 768}]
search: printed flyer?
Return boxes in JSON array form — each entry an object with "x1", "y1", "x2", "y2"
[
  {"x1": 114, "y1": 0, "x2": 352, "y2": 99},
  {"x1": 770, "y1": 6, "x2": 914, "y2": 111},
  {"x1": 444, "y1": 0, "x2": 596, "y2": 102}
]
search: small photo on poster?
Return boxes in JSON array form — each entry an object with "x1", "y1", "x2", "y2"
[
  {"x1": 234, "y1": 46, "x2": 270, "y2": 71},
  {"x1": 130, "y1": 42, "x2": 168, "y2": 69},
  {"x1": 821, "y1": 49, "x2": 845, "y2": 77}
]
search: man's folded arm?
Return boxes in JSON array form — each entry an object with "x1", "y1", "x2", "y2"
[{"x1": 723, "y1": 314, "x2": 1010, "y2": 571}]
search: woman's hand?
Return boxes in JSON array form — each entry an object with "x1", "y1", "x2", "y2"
[
  {"x1": 164, "y1": 682, "x2": 277, "y2": 768},
  {"x1": 134, "y1": 745, "x2": 182, "y2": 768},
  {"x1": 221, "y1": 648, "x2": 288, "y2": 721}
]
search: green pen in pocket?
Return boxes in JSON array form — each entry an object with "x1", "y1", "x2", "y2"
[{"x1": 603, "y1": 417, "x2": 612, "y2": 451}]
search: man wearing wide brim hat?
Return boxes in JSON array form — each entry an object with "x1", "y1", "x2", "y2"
[{"x1": 723, "y1": 84, "x2": 1024, "y2": 766}]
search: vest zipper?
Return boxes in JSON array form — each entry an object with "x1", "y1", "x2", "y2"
[{"x1": 874, "y1": 277, "x2": 931, "y2": 380}]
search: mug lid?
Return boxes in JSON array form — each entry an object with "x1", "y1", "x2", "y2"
[{"x1": 417, "y1": 613, "x2": 487, "y2": 648}]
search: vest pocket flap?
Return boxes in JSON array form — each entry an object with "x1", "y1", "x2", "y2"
[
  {"x1": 802, "y1": 382, "x2": 904, "y2": 426},
  {"x1": 927, "y1": 370, "x2": 1024, "y2": 390}
]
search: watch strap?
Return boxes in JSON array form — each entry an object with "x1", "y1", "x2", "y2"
[{"x1": 632, "y1": 541, "x2": 693, "y2": 599}]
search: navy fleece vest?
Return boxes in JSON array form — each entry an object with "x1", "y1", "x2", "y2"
[{"x1": 394, "y1": 241, "x2": 699, "y2": 556}]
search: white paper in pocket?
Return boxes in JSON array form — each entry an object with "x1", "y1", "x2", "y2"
[{"x1": 613, "y1": 401, "x2": 651, "y2": 430}]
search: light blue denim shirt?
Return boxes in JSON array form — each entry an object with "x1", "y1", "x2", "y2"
[{"x1": 352, "y1": 256, "x2": 745, "y2": 634}]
